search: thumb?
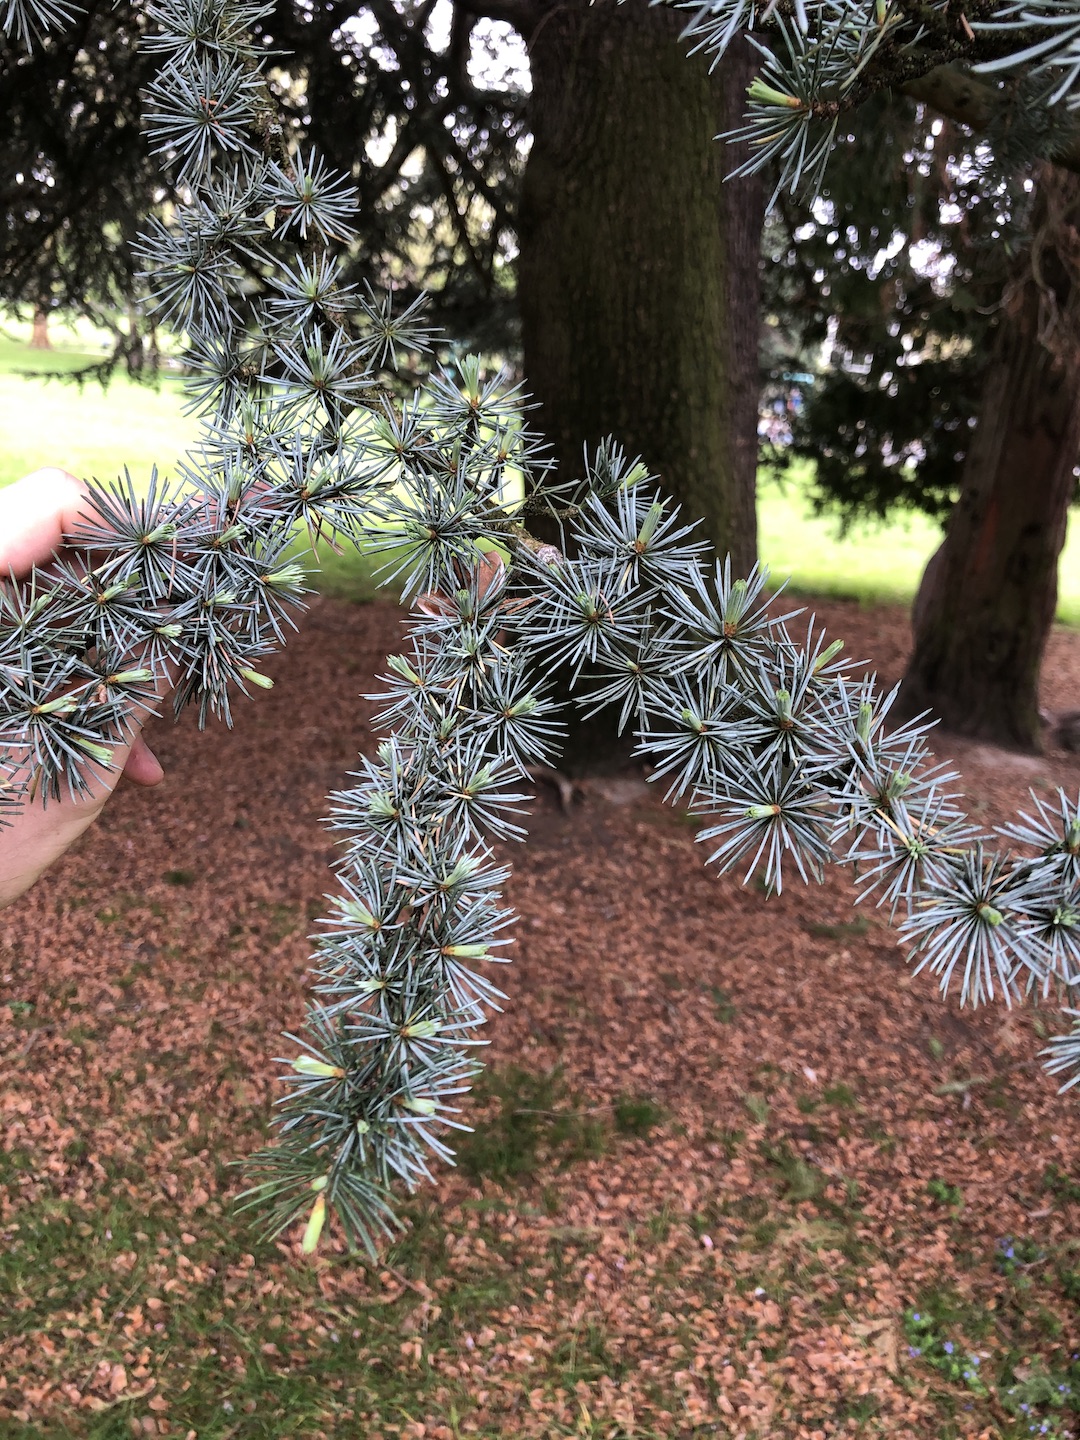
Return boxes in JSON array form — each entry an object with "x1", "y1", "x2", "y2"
[{"x1": 119, "y1": 733, "x2": 165, "y2": 788}]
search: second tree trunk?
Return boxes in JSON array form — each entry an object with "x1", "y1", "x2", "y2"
[{"x1": 903, "y1": 168, "x2": 1080, "y2": 752}]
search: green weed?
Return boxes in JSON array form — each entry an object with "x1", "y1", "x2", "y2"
[
  {"x1": 454, "y1": 1066, "x2": 607, "y2": 1182},
  {"x1": 706, "y1": 983, "x2": 738, "y2": 1022},
  {"x1": 1044, "y1": 1163, "x2": 1080, "y2": 1205},
  {"x1": 804, "y1": 915, "x2": 871, "y2": 940},
  {"x1": 164, "y1": 868, "x2": 196, "y2": 886},
  {"x1": 903, "y1": 1307, "x2": 989, "y2": 1396},
  {"x1": 926, "y1": 1178, "x2": 964, "y2": 1208},
  {"x1": 759, "y1": 1140, "x2": 825, "y2": 1202},
  {"x1": 613, "y1": 1094, "x2": 665, "y2": 1138},
  {"x1": 744, "y1": 1093, "x2": 770, "y2": 1124},
  {"x1": 822, "y1": 1082, "x2": 858, "y2": 1109}
]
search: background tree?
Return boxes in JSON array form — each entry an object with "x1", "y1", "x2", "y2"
[
  {"x1": 764, "y1": 96, "x2": 1005, "y2": 527},
  {"x1": 514, "y1": 0, "x2": 762, "y2": 572},
  {"x1": 0, "y1": 4, "x2": 170, "y2": 373},
  {"x1": 903, "y1": 165, "x2": 1080, "y2": 749},
  {"x1": 761, "y1": 83, "x2": 1080, "y2": 750},
  {"x1": 0, "y1": 0, "x2": 764, "y2": 567}
]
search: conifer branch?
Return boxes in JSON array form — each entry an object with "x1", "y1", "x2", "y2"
[
  {"x1": 902, "y1": 62, "x2": 1080, "y2": 171},
  {"x1": 5, "y1": 0, "x2": 1080, "y2": 1259}
]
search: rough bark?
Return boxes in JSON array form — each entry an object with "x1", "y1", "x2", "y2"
[
  {"x1": 902, "y1": 168, "x2": 1080, "y2": 752},
  {"x1": 517, "y1": 0, "x2": 763, "y2": 571}
]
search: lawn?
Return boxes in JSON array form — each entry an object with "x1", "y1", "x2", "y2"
[
  {"x1": 758, "y1": 461, "x2": 1080, "y2": 627},
  {"x1": 0, "y1": 328, "x2": 197, "y2": 495},
  {"x1": 3, "y1": 327, "x2": 1079, "y2": 622}
]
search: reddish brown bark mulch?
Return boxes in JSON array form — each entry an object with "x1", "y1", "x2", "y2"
[{"x1": 4, "y1": 593, "x2": 1080, "y2": 1438}]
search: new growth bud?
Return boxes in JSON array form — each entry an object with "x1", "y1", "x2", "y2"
[
  {"x1": 241, "y1": 669, "x2": 274, "y2": 690},
  {"x1": 402, "y1": 1096, "x2": 437, "y2": 1116},
  {"x1": 292, "y1": 1056, "x2": 345, "y2": 1079},
  {"x1": 747, "y1": 79, "x2": 804, "y2": 109},
  {"x1": 301, "y1": 1192, "x2": 327, "y2": 1254}
]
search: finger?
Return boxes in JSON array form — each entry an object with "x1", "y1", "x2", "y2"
[
  {"x1": 0, "y1": 468, "x2": 90, "y2": 579},
  {"x1": 120, "y1": 734, "x2": 165, "y2": 788},
  {"x1": 477, "y1": 549, "x2": 507, "y2": 602}
]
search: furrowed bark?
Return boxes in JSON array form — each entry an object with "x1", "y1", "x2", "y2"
[
  {"x1": 516, "y1": 0, "x2": 763, "y2": 571},
  {"x1": 903, "y1": 168, "x2": 1080, "y2": 751},
  {"x1": 514, "y1": 0, "x2": 765, "y2": 770}
]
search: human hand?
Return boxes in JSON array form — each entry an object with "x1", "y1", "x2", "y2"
[{"x1": 0, "y1": 468, "x2": 165, "y2": 908}]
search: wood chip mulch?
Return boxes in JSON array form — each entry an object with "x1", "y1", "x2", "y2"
[{"x1": 4, "y1": 593, "x2": 1080, "y2": 1438}]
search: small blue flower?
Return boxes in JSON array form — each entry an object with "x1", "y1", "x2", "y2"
[
  {"x1": 908, "y1": 1346, "x2": 921, "y2": 1357},
  {"x1": 971, "y1": 1355, "x2": 980, "y2": 1366},
  {"x1": 943, "y1": 1341, "x2": 954, "y2": 1354}
]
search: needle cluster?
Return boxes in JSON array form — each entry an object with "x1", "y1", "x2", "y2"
[{"x1": 668, "y1": 0, "x2": 1080, "y2": 200}]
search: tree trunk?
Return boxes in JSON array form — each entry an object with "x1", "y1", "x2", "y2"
[
  {"x1": 127, "y1": 302, "x2": 145, "y2": 374},
  {"x1": 29, "y1": 306, "x2": 51, "y2": 350},
  {"x1": 902, "y1": 168, "x2": 1080, "y2": 752},
  {"x1": 515, "y1": 0, "x2": 764, "y2": 770},
  {"x1": 517, "y1": 0, "x2": 762, "y2": 571}
]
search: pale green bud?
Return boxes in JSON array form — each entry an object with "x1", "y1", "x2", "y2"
[
  {"x1": 301, "y1": 1193, "x2": 327, "y2": 1254},
  {"x1": 292, "y1": 1056, "x2": 345, "y2": 1079},
  {"x1": 403, "y1": 1096, "x2": 437, "y2": 1116}
]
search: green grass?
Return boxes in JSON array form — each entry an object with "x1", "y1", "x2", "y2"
[
  {"x1": 0, "y1": 328, "x2": 387, "y2": 602},
  {"x1": 4, "y1": 328, "x2": 1080, "y2": 621},
  {"x1": 760, "y1": 460, "x2": 1080, "y2": 626},
  {"x1": 0, "y1": 1177, "x2": 498, "y2": 1438},
  {"x1": 757, "y1": 462, "x2": 947, "y2": 608},
  {"x1": 454, "y1": 1064, "x2": 608, "y2": 1182},
  {"x1": 0, "y1": 330, "x2": 198, "y2": 493}
]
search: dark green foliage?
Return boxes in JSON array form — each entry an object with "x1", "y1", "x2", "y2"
[
  {"x1": 762, "y1": 96, "x2": 1021, "y2": 530},
  {"x1": 0, "y1": 1, "x2": 167, "y2": 375},
  {"x1": 0, "y1": 0, "x2": 527, "y2": 359}
]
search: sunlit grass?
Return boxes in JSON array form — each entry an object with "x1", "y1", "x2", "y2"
[
  {"x1": 762, "y1": 461, "x2": 1080, "y2": 627},
  {"x1": 758, "y1": 462, "x2": 943, "y2": 607},
  {"x1": 0, "y1": 333, "x2": 198, "y2": 492}
]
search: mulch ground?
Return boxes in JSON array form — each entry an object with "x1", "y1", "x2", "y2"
[{"x1": 4, "y1": 593, "x2": 1080, "y2": 1439}]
